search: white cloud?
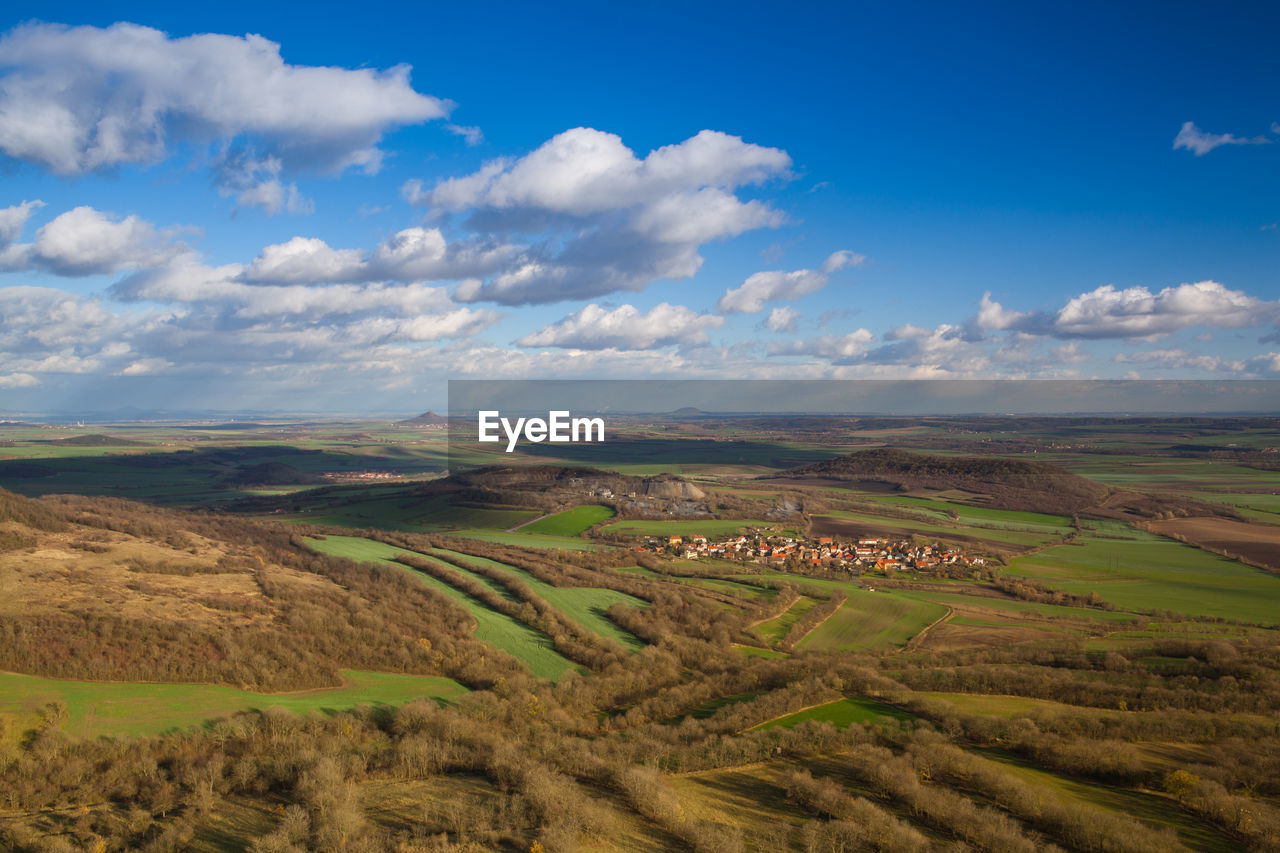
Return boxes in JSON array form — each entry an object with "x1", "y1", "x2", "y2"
[
  {"x1": 1173, "y1": 121, "x2": 1270, "y2": 156},
  {"x1": 884, "y1": 323, "x2": 932, "y2": 341},
  {"x1": 959, "y1": 281, "x2": 1278, "y2": 341},
  {"x1": 236, "y1": 179, "x2": 312, "y2": 216},
  {"x1": 0, "y1": 22, "x2": 448, "y2": 198},
  {"x1": 1248, "y1": 353, "x2": 1280, "y2": 375},
  {"x1": 406, "y1": 127, "x2": 792, "y2": 304},
  {"x1": 24, "y1": 206, "x2": 190, "y2": 276},
  {"x1": 117, "y1": 357, "x2": 173, "y2": 376},
  {"x1": 763, "y1": 306, "x2": 799, "y2": 333},
  {"x1": 718, "y1": 250, "x2": 862, "y2": 314},
  {"x1": 423, "y1": 127, "x2": 789, "y2": 215},
  {"x1": 516, "y1": 302, "x2": 723, "y2": 350},
  {"x1": 115, "y1": 256, "x2": 501, "y2": 333},
  {"x1": 971, "y1": 292, "x2": 1029, "y2": 334},
  {"x1": 1113, "y1": 349, "x2": 1245, "y2": 373},
  {"x1": 768, "y1": 329, "x2": 875, "y2": 361},
  {"x1": 240, "y1": 237, "x2": 365, "y2": 284},
  {"x1": 446, "y1": 124, "x2": 483, "y2": 146},
  {"x1": 239, "y1": 228, "x2": 515, "y2": 285},
  {"x1": 1051, "y1": 280, "x2": 1271, "y2": 339},
  {"x1": 0, "y1": 372, "x2": 39, "y2": 388},
  {"x1": 0, "y1": 199, "x2": 43, "y2": 247},
  {"x1": 1050, "y1": 342, "x2": 1089, "y2": 364}
]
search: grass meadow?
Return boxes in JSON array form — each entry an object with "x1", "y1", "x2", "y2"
[
  {"x1": 1007, "y1": 529, "x2": 1280, "y2": 623},
  {"x1": 0, "y1": 670, "x2": 467, "y2": 740},
  {"x1": 429, "y1": 548, "x2": 648, "y2": 650},
  {"x1": 306, "y1": 536, "x2": 580, "y2": 680},
  {"x1": 518, "y1": 504, "x2": 615, "y2": 536}
]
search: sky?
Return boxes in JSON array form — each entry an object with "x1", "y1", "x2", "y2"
[{"x1": 0, "y1": 0, "x2": 1278, "y2": 414}]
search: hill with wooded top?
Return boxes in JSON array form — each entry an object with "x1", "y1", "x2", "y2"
[{"x1": 780, "y1": 448, "x2": 1233, "y2": 519}]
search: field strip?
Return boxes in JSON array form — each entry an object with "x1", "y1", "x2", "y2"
[
  {"x1": 745, "y1": 700, "x2": 840, "y2": 732},
  {"x1": 507, "y1": 511, "x2": 553, "y2": 532},
  {"x1": 901, "y1": 606, "x2": 954, "y2": 652},
  {"x1": 747, "y1": 595, "x2": 800, "y2": 629},
  {"x1": 788, "y1": 600, "x2": 843, "y2": 646}
]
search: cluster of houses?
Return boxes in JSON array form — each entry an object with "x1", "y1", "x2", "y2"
[
  {"x1": 635, "y1": 531, "x2": 985, "y2": 574},
  {"x1": 322, "y1": 470, "x2": 400, "y2": 481}
]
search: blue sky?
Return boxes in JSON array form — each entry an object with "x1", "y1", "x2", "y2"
[{"x1": 0, "y1": 0, "x2": 1277, "y2": 413}]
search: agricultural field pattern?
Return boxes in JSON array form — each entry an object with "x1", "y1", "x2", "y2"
[{"x1": 0, "y1": 413, "x2": 1278, "y2": 852}]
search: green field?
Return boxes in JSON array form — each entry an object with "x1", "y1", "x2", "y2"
[
  {"x1": 979, "y1": 750, "x2": 1241, "y2": 853},
  {"x1": 755, "y1": 697, "x2": 910, "y2": 730},
  {"x1": 519, "y1": 504, "x2": 615, "y2": 536},
  {"x1": 432, "y1": 548, "x2": 650, "y2": 648},
  {"x1": 797, "y1": 591, "x2": 948, "y2": 651},
  {"x1": 861, "y1": 495, "x2": 1074, "y2": 533},
  {"x1": 301, "y1": 492, "x2": 536, "y2": 532},
  {"x1": 0, "y1": 670, "x2": 468, "y2": 740},
  {"x1": 753, "y1": 595, "x2": 818, "y2": 644},
  {"x1": 663, "y1": 575, "x2": 778, "y2": 601},
  {"x1": 306, "y1": 536, "x2": 580, "y2": 680},
  {"x1": 601, "y1": 518, "x2": 789, "y2": 538},
  {"x1": 1008, "y1": 529, "x2": 1280, "y2": 623},
  {"x1": 820, "y1": 508, "x2": 1064, "y2": 547},
  {"x1": 432, "y1": 548, "x2": 647, "y2": 650},
  {"x1": 441, "y1": 529, "x2": 603, "y2": 551},
  {"x1": 894, "y1": 589, "x2": 1140, "y2": 622}
]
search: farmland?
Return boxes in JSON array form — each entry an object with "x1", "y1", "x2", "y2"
[
  {"x1": 306, "y1": 535, "x2": 580, "y2": 680},
  {"x1": 601, "y1": 518, "x2": 792, "y2": 538},
  {"x1": 3, "y1": 414, "x2": 1280, "y2": 851},
  {"x1": 519, "y1": 504, "x2": 616, "y2": 536},
  {"x1": 1007, "y1": 527, "x2": 1280, "y2": 623},
  {"x1": 797, "y1": 592, "x2": 948, "y2": 651},
  {"x1": 0, "y1": 670, "x2": 467, "y2": 740},
  {"x1": 755, "y1": 697, "x2": 912, "y2": 730},
  {"x1": 430, "y1": 547, "x2": 647, "y2": 650}
]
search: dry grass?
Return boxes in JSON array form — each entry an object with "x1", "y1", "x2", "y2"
[{"x1": 0, "y1": 521, "x2": 343, "y2": 629}]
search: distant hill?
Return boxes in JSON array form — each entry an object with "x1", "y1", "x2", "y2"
[
  {"x1": 225, "y1": 461, "x2": 326, "y2": 486},
  {"x1": 45, "y1": 433, "x2": 148, "y2": 447},
  {"x1": 780, "y1": 448, "x2": 1234, "y2": 519},
  {"x1": 0, "y1": 487, "x2": 476, "y2": 692},
  {"x1": 781, "y1": 448, "x2": 1111, "y2": 516},
  {"x1": 451, "y1": 464, "x2": 707, "y2": 502},
  {"x1": 671, "y1": 407, "x2": 707, "y2": 416},
  {"x1": 400, "y1": 410, "x2": 449, "y2": 426}
]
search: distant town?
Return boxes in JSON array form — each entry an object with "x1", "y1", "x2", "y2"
[{"x1": 633, "y1": 531, "x2": 986, "y2": 574}]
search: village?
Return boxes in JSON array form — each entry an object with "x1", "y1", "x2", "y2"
[{"x1": 633, "y1": 530, "x2": 987, "y2": 575}]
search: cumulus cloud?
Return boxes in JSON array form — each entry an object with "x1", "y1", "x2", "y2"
[
  {"x1": 114, "y1": 256, "x2": 500, "y2": 334},
  {"x1": 0, "y1": 372, "x2": 38, "y2": 387},
  {"x1": 0, "y1": 199, "x2": 42, "y2": 247},
  {"x1": 718, "y1": 250, "x2": 863, "y2": 314},
  {"x1": 768, "y1": 328, "x2": 875, "y2": 361},
  {"x1": 0, "y1": 205, "x2": 191, "y2": 277},
  {"x1": 215, "y1": 152, "x2": 314, "y2": 215},
  {"x1": 1248, "y1": 353, "x2": 1280, "y2": 375},
  {"x1": 405, "y1": 127, "x2": 792, "y2": 304},
  {"x1": 763, "y1": 306, "x2": 799, "y2": 333},
  {"x1": 0, "y1": 22, "x2": 448, "y2": 201},
  {"x1": 1050, "y1": 280, "x2": 1272, "y2": 338},
  {"x1": 959, "y1": 281, "x2": 1277, "y2": 341},
  {"x1": 1173, "y1": 121, "x2": 1270, "y2": 156},
  {"x1": 239, "y1": 228, "x2": 515, "y2": 285},
  {"x1": 516, "y1": 302, "x2": 723, "y2": 350},
  {"x1": 1114, "y1": 348, "x2": 1245, "y2": 373},
  {"x1": 963, "y1": 292, "x2": 1031, "y2": 339}
]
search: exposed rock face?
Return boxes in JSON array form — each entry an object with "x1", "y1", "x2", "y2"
[
  {"x1": 643, "y1": 477, "x2": 706, "y2": 500},
  {"x1": 765, "y1": 499, "x2": 802, "y2": 519}
]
